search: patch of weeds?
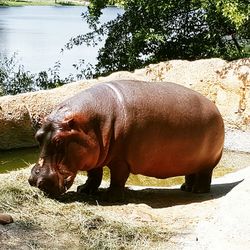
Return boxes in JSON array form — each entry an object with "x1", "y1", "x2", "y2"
[{"x1": 26, "y1": 240, "x2": 42, "y2": 249}]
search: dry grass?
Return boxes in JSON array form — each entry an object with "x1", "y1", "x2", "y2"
[{"x1": 0, "y1": 168, "x2": 173, "y2": 249}]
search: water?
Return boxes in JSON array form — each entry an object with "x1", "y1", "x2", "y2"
[
  {"x1": 0, "y1": 6, "x2": 122, "y2": 76},
  {"x1": 0, "y1": 147, "x2": 39, "y2": 173},
  {"x1": 0, "y1": 147, "x2": 249, "y2": 187}
]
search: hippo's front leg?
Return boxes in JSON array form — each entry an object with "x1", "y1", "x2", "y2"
[
  {"x1": 104, "y1": 161, "x2": 130, "y2": 202},
  {"x1": 77, "y1": 168, "x2": 103, "y2": 195}
]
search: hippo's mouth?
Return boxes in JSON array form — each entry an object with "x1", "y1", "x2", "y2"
[
  {"x1": 63, "y1": 179, "x2": 70, "y2": 192},
  {"x1": 62, "y1": 174, "x2": 75, "y2": 193}
]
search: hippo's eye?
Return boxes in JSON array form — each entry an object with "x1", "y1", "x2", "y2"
[
  {"x1": 35, "y1": 134, "x2": 44, "y2": 146},
  {"x1": 35, "y1": 129, "x2": 47, "y2": 146}
]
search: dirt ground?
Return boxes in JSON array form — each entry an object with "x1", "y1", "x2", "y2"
[
  {"x1": 93, "y1": 165, "x2": 249, "y2": 250},
  {"x1": 98, "y1": 129, "x2": 250, "y2": 249}
]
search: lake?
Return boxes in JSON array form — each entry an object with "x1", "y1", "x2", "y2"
[{"x1": 0, "y1": 6, "x2": 122, "y2": 76}]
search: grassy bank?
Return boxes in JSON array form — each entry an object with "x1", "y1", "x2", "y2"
[
  {"x1": 0, "y1": 0, "x2": 88, "y2": 6},
  {"x1": 0, "y1": 167, "x2": 173, "y2": 249}
]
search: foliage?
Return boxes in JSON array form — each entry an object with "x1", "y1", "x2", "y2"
[
  {"x1": 66, "y1": 0, "x2": 250, "y2": 77},
  {"x1": 0, "y1": 53, "x2": 34, "y2": 95},
  {"x1": 0, "y1": 53, "x2": 75, "y2": 96},
  {"x1": 0, "y1": 0, "x2": 88, "y2": 7}
]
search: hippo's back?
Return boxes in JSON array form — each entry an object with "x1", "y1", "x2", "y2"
[{"x1": 104, "y1": 81, "x2": 224, "y2": 178}]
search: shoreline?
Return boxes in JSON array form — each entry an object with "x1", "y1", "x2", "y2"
[{"x1": 0, "y1": 0, "x2": 89, "y2": 7}]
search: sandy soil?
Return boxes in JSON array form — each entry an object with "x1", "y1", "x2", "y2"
[
  {"x1": 97, "y1": 129, "x2": 250, "y2": 249},
  {"x1": 224, "y1": 129, "x2": 250, "y2": 152},
  {"x1": 94, "y1": 165, "x2": 250, "y2": 249},
  {"x1": 188, "y1": 167, "x2": 250, "y2": 250}
]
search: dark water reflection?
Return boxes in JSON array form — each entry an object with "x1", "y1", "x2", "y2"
[{"x1": 0, "y1": 147, "x2": 39, "y2": 173}]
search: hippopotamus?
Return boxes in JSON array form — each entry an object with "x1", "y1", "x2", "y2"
[{"x1": 28, "y1": 80, "x2": 224, "y2": 201}]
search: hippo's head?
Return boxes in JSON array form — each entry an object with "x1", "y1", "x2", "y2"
[
  {"x1": 28, "y1": 159, "x2": 75, "y2": 197},
  {"x1": 28, "y1": 116, "x2": 100, "y2": 197}
]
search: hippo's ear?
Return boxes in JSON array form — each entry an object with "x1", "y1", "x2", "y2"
[{"x1": 55, "y1": 117, "x2": 91, "y2": 146}]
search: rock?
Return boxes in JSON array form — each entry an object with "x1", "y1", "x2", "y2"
[
  {"x1": 0, "y1": 213, "x2": 14, "y2": 225},
  {"x1": 0, "y1": 58, "x2": 249, "y2": 150},
  {"x1": 137, "y1": 58, "x2": 250, "y2": 131},
  {"x1": 0, "y1": 81, "x2": 95, "y2": 150}
]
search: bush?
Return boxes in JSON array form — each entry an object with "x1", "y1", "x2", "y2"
[{"x1": 0, "y1": 53, "x2": 84, "y2": 96}]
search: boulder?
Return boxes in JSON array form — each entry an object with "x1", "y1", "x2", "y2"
[
  {"x1": 0, "y1": 58, "x2": 249, "y2": 150},
  {"x1": 101, "y1": 58, "x2": 250, "y2": 130},
  {"x1": 0, "y1": 81, "x2": 96, "y2": 150}
]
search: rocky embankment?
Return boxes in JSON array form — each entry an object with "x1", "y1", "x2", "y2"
[{"x1": 0, "y1": 58, "x2": 249, "y2": 150}]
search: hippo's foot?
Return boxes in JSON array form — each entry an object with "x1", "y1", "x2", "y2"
[
  {"x1": 77, "y1": 183, "x2": 99, "y2": 195},
  {"x1": 181, "y1": 170, "x2": 212, "y2": 194},
  {"x1": 101, "y1": 187, "x2": 125, "y2": 203},
  {"x1": 77, "y1": 168, "x2": 103, "y2": 195},
  {"x1": 180, "y1": 182, "x2": 192, "y2": 192}
]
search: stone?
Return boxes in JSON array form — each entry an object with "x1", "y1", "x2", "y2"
[{"x1": 0, "y1": 213, "x2": 14, "y2": 225}]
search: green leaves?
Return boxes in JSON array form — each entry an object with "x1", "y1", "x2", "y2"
[
  {"x1": 0, "y1": 54, "x2": 74, "y2": 95},
  {"x1": 215, "y1": 0, "x2": 249, "y2": 29},
  {"x1": 67, "y1": 0, "x2": 250, "y2": 77}
]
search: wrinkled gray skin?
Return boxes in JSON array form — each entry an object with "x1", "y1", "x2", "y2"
[{"x1": 28, "y1": 80, "x2": 224, "y2": 201}]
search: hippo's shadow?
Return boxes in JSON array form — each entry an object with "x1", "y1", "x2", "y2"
[{"x1": 57, "y1": 180, "x2": 243, "y2": 208}]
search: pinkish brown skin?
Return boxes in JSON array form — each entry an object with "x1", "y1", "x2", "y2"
[{"x1": 28, "y1": 80, "x2": 224, "y2": 201}]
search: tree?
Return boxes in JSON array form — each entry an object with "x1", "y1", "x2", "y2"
[
  {"x1": 66, "y1": 0, "x2": 250, "y2": 77},
  {"x1": 0, "y1": 54, "x2": 74, "y2": 96}
]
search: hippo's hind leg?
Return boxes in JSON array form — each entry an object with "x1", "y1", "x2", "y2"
[
  {"x1": 181, "y1": 168, "x2": 213, "y2": 193},
  {"x1": 181, "y1": 174, "x2": 196, "y2": 192},
  {"x1": 77, "y1": 168, "x2": 103, "y2": 195}
]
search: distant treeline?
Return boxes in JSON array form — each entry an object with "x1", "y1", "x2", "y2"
[{"x1": 0, "y1": 0, "x2": 89, "y2": 7}]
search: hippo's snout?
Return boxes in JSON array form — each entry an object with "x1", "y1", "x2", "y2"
[
  {"x1": 28, "y1": 162, "x2": 64, "y2": 197},
  {"x1": 28, "y1": 175, "x2": 37, "y2": 187},
  {"x1": 28, "y1": 163, "x2": 41, "y2": 187}
]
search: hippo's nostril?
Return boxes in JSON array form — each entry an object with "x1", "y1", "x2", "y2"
[{"x1": 28, "y1": 177, "x2": 36, "y2": 187}]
